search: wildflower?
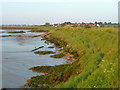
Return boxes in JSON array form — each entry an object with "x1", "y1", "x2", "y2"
[
  {"x1": 104, "y1": 69, "x2": 106, "y2": 73},
  {"x1": 102, "y1": 59, "x2": 104, "y2": 62}
]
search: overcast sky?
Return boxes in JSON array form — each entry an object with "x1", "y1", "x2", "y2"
[{"x1": 1, "y1": 0, "x2": 119, "y2": 25}]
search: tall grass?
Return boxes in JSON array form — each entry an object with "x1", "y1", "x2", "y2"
[{"x1": 49, "y1": 26, "x2": 118, "y2": 88}]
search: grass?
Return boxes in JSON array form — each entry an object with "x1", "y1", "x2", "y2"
[
  {"x1": 25, "y1": 64, "x2": 69, "y2": 88},
  {"x1": 28, "y1": 26, "x2": 118, "y2": 88},
  {"x1": 3, "y1": 26, "x2": 118, "y2": 88},
  {"x1": 29, "y1": 29, "x2": 49, "y2": 32},
  {"x1": 34, "y1": 51, "x2": 55, "y2": 55},
  {"x1": 50, "y1": 53, "x2": 65, "y2": 58},
  {"x1": 51, "y1": 27, "x2": 118, "y2": 88},
  {"x1": 8, "y1": 31, "x2": 25, "y2": 33}
]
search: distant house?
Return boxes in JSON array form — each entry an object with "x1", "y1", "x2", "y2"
[
  {"x1": 65, "y1": 23, "x2": 78, "y2": 27},
  {"x1": 80, "y1": 24, "x2": 86, "y2": 27},
  {"x1": 56, "y1": 23, "x2": 100, "y2": 28},
  {"x1": 53, "y1": 24, "x2": 60, "y2": 27},
  {"x1": 80, "y1": 24, "x2": 99, "y2": 28}
]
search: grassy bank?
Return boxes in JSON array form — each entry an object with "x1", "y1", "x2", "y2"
[
  {"x1": 3, "y1": 26, "x2": 118, "y2": 88},
  {"x1": 1, "y1": 26, "x2": 56, "y2": 31},
  {"x1": 26, "y1": 26, "x2": 118, "y2": 88}
]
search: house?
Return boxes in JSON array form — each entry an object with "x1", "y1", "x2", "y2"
[
  {"x1": 58, "y1": 23, "x2": 100, "y2": 28},
  {"x1": 53, "y1": 24, "x2": 60, "y2": 27}
]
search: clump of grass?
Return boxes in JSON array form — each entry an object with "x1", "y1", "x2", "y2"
[
  {"x1": 29, "y1": 64, "x2": 68, "y2": 73},
  {"x1": 34, "y1": 51, "x2": 55, "y2": 55},
  {"x1": 58, "y1": 49, "x2": 63, "y2": 51},
  {"x1": 50, "y1": 53, "x2": 65, "y2": 58},
  {"x1": 8, "y1": 31, "x2": 25, "y2": 33},
  {"x1": 25, "y1": 64, "x2": 69, "y2": 88}
]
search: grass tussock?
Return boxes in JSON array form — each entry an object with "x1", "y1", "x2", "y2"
[
  {"x1": 8, "y1": 31, "x2": 25, "y2": 33},
  {"x1": 25, "y1": 64, "x2": 69, "y2": 88},
  {"x1": 34, "y1": 51, "x2": 55, "y2": 55},
  {"x1": 50, "y1": 53, "x2": 65, "y2": 58}
]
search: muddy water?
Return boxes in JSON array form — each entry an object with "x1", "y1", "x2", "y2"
[{"x1": 1, "y1": 29, "x2": 67, "y2": 88}]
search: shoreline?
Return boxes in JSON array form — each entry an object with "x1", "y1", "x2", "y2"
[
  {"x1": 2, "y1": 26, "x2": 118, "y2": 88},
  {"x1": 40, "y1": 31, "x2": 78, "y2": 64},
  {"x1": 1, "y1": 29, "x2": 77, "y2": 88},
  {"x1": 24, "y1": 30, "x2": 79, "y2": 88}
]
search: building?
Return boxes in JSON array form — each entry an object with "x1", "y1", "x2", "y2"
[{"x1": 53, "y1": 24, "x2": 60, "y2": 27}]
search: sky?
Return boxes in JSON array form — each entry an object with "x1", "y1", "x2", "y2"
[{"x1": 0, "y1": 0, "x2": 119, "y2": 25}]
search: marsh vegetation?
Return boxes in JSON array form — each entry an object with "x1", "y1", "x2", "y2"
[
  {"x1": 34, "y1": 51, "x2": 55, "y2": 55},
  {"x1": 8, "y1": 31, "x2": 25, "y2": 33},
  {"x1": 2, "y1": 26, "x2": 118, "y2": 88},
  {"x1": 50, "y1": 53, "x2": 65, "y2": 58}
]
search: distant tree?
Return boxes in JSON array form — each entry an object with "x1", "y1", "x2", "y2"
[
  {"x1": 95, "y1": 21, "x2": 97, "y2": 24},
  {"x1": 108, "y1": 22, "x2": 111, "y2": 25},
  {"x1": 104, "y1": 22, "x2": 107, "y2": 25},
  {"x1": 61, "y1": 22, "x2": 71, "y2": 26},
  {"x1": 64, "y1": 22, "x2": 71, "y2": 24},
  {"x1": 89, "y1": 22, "x2": 93, "y2": 24},
  {"x1": 82, "y1": 22, "x2": 85, "y2": 24},
  {"x1": 45, "y1": 22, "x2": 50, "y2": 26},
  {"x1": 97, "y1": 22, "x2": 103, "y2": 25}
]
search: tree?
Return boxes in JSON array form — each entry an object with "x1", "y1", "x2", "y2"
[
  {"x1": 108, "y1": 22, "x2": 111, "y2": 25},
  {"x1": 95, "y1": 21, "x2": 97, "y2": 24},
  {"x1": 89, "y1": 22, "x2": 93, "y2": 24},
  {"x1": 64, "y1": 22, "x2": 71, "y2": 24},
  {"x1": 82, "y1": 22, "x2": 85, "y2": 24},
  {"x1": 97, "y1": 22, "x2": 103, "y2": 25},
  {"x1": 45, "y1": 22, "x2": 50, "y2": 26},
  {"x1": 104, "y1": 22, "x2": 107, "y2": 25}
]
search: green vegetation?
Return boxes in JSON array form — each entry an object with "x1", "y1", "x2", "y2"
[
  {"x1": 1, "y1": 26, "x2": 55, "y2": 32},
  {"x1": 3, "y1": 26, "x2": 118, "y2": 88},
  {"x1": 25, "y1": 64, "x2": 69, "y2": 88},
  {"x1": 44, "y1": 22, "x2": 51, "y2": 26},
  {"x1": 50, "y1": 53, "x2": 65, "y2": 58},
  {"x1": 30, "y1": 26, "x2": 118, "y2": 88},
  {"x1": 34, "y1": 51, "x2": 55, "y2": 55},
  {"x1": 29, "y1": 29, "x2": 49, "y2": 32},
  {"x1": 8, "y1": 31, "x2": 25, "y2": 33},
  {"x1": 52, "y1": 27, "x2": 118, "y2": 88}
]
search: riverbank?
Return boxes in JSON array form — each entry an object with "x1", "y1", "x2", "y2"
[
  {"x1": 24, "y1": 26, "x2": 118, "y2": 88},
  {"x1": 1, "y1": 26, "x2": 118, "y2": 88}
]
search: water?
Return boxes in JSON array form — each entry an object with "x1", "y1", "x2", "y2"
[{"x1": 1, "y1": 29, "x2": 67, "y2": 88}]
